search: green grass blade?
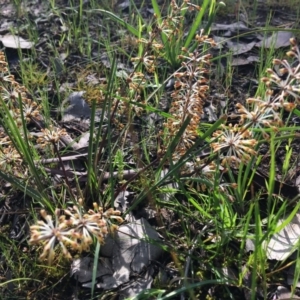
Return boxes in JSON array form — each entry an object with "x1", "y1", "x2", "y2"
[
  {"x1": 160, "y1": 280, "x2": 227, "y2": 300},
  {"x1": 0, "y1": 170, "x2": 45, "y2": 202},
  {"x1": 0, "y1": 95, "x2": 52, "y2": 210},
  {"x1": 267, "y1": 133, "x2": 276, "y2": 201},
  {"x1": 251, "y1": 201, "x2": 263, "y2": 300},
  {"x1": 0, "y1": 278, "x2": 41, "y2": 287},
  {"x1": 204, "y1": 0, "x2": 217, "y2": 35},
  {"x1": 17, "y1": 95, "x2": 46, "y2": 189},
  {"x1": 86, "y1": 100, "x2": 97, "y2": 198},
  {"x1": 91, "y1": 241, "x2": 101, "y2": 298},
  {"x1": 151, "y1": 0, "x2": 169, "y2": 52},
  {"x1": 151, "y1": 0, "x2": 162, "y2": 20},
  {"x1": 90, "y1": 9, "x2": 139, "y2": 37}
]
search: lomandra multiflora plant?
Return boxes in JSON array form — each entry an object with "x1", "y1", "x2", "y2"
[
  {"x1": 130, "y1": 29, "x2": 216, "y2": 160},
  {"x1": 0, "y1": 52, "x2": 124, "y2": 264},
  {"x1": 30, "y1": 200, "x2": 123, "y2": 264},
  {"x1": 211, "y1": 38, "x2": 300, "y2": 167},
  {"x1": 163, "y1": 35, "x2": 214, "y2": 160}
]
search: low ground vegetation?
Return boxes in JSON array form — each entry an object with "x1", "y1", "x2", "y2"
[{"x1": 0, "y1": 0, "x2": 300, "y2": 299}]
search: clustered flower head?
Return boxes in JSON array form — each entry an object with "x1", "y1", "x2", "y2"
[
  {"x1": 29, "y1": 199, "x2": 123, "y2": 264},
  {"x1": 239, "y1": 38, "x2": 300, "y2": 128},
  {"x1": 126, "y1": 71, "x2": 147, "y2": 94},
  {"x1": 163, "y1": 35, "x2": 215, "y2": 159},
  {"x1": 131, "y1": 53, "x2": 156, "y2": 73},
  {"x1": 211, "y1": 38, "x2": 300, "y2": 164},
  {"x1": 211, "y1": 124, "x2": 258, "y2": 165},
  {"x1": 36, "y1": 126, "x2": 67, "y2": 147},
  {"x1": 264, "y1": 38, "x2": 300, "y2": 103},
  {"x1": 0, "y1": 145, "x2": 23, "y2": 175}
]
